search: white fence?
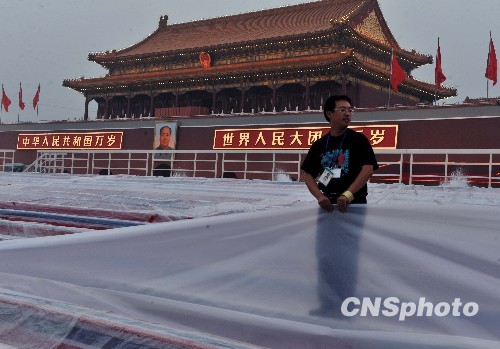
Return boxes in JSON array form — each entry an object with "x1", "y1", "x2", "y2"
[
  {"x1": 0, "y1": 150, "x2": 17, "y2": 172},
  {"x1": 5, "y1": 149, "x2": 500, "y2": 188},
  {"x1": 28, "y1": 150, "x2": 307, "y2": 181},
  {"x1": 373, "y1": 149, "x2": 500, "y2": 187}
]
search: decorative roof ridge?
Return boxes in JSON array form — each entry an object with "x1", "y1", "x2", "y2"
[
  {"x1": 329, "y1": 0, "x2": 369, "y2": 25},
  {"x1": 166, "y1": 0, "x2": 320, "y2": 27},
  {"x1": 89, "y1": 0, "x2": 322, "y2": 61},
  {"x1": 89, "y1": 0, "x2": 369, "y2": 62}
]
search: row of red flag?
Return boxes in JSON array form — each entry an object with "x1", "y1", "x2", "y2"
[
  {"x1": 390, "y1": 35, "x2": 497, "y2": 92},
  {"x1": 1, "y1": 83, "x2": 40, "y2": 113}
]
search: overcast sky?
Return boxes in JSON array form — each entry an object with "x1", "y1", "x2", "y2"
[{"x1": 0, "y1": 0, "x2": 498, "y2": 122}]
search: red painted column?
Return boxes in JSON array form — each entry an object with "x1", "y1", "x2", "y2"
[
  {"x1": 127, "y1": 96, "x2": 131, "y2": 118},
  {"x1": 104, "y1": 97, "x2": 109, "y2": 119},
  {"x1": 272, "y1": 85, "x2": 277, "y2": 111},
  {"x1": 212, "y1": 89, "x2": 217, "y2": 113},
  {"x1": 305, "y1": 80, "x2": 310, "y2": 109},
  {"x1": 84, "y1": 96, "x2": 90, "y2": 120},
  {"x1": 150, "y1": 94, "x2": 155, "y2": 117},
  {"x1": 241, "y1": 87, "x2": 246, "y2": 113}
]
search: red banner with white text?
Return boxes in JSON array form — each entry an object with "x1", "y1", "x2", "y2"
[
  {"x1": 213, "y1": 125, "x2": 398, "y2": 150},
  {"x1": 17, "y1": 132, "x2": 124, "y2": 150}
]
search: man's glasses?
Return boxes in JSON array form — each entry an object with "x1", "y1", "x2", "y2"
[{"x1": 332, "y1": 107, "x2": 355, "y2": 114}]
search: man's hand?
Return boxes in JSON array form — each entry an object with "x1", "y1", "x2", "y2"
[
  {"x1": 336, "y1": 195, "x2": 350, "y2": 212},
  {"x1": 317, "y1": 194, "x2": 333, "y2": 212}
]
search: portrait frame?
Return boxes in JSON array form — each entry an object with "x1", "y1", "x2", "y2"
[{"x1": 154, "y1": 121, "x2": 178, "y2": 150}]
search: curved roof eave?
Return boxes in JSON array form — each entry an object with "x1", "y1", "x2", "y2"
[
  {"x1": 65, "y1": 51, "x2": 455, "y2": 100},
  {"x1": 345, "y1": 55, "x2": 456, "y2": 98}
]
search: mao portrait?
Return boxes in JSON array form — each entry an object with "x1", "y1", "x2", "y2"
[{"x1": 154, "y1": 122, "x2": 177, "y2": 160}]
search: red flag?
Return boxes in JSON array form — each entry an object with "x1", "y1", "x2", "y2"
[
  {"x1": 485, "y1": 36, "x2": 498, "y2": 86},
  {"x1": 18, "y1": 83, "x2": 25, "y2": 110},
  {"x1": 1, "y1": 85, "x2": 12, "y2": 112},
  {"x1": 435, "y1": 39, "x2": 446, "y2": 88},
  {"x1": 33, "y1": 84, "x2": 41, "y2": 109},
  {"x1": 390, "y1": 53, "x2": 406, "y2": 92}
]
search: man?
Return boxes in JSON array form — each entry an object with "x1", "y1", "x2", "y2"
[
  {"x1": 156, "y1": 126, "x2": 174, "y2": 151},
  {"x1": 301, "y1": 95, "x2": 378, "y2": 212},
  {"x1": 155, "y1": 125, "x2": 174, "y2": 161}
]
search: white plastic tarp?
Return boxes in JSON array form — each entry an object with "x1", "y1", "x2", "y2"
[{"x1": 0, "y1": 202, "x2": 499, "y2": 348}]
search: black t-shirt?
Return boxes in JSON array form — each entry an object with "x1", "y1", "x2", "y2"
[{"x1": 301, "y1": 129, "x2": 378, "y2": 201}]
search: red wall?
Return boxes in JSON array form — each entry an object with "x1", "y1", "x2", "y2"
[
  {"x1": 178, "y1": 117, "x2": 500, "y2": 150},
  {"x1": 3, "y1": 116, "x2": 500, "y2": 167}
]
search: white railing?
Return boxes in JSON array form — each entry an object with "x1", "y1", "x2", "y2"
[
  {"x1": 6, "y1": 149, "x2": 500, "y2": 188},
  {"x1": 29, "y1": 150, "x2": 308, "y2": 181},
  {"x1": 374, "y1": 149, "x2": 500, "y2": 188},
  {"x1": 0, "y1": 150, "x2": 16, "y2": 172}
]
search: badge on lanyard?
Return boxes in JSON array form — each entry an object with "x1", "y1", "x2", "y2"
[
  {"x1": 318, "y1": 167, "x2": 340, "y2": 186},
  {"x1": 318, "y1": 167, "x2": 342, "y2": 187}
]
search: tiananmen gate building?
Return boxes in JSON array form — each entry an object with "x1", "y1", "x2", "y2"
[{"x1": 63, "y1": 0, "x2": 456, "y2": 120}]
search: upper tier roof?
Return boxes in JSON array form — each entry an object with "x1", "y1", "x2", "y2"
[{"x1": 91, "y1": 0, "x2": 405, "y2": 61}]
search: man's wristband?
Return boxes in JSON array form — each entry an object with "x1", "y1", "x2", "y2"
[{"x1": 341, "y1": 190, "x2": 354, "y2": 203}]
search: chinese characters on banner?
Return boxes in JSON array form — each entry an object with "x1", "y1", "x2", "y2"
[
  {"x1": 213, "y1": 125, "x2": 398, "y2": 150},
  {"x1": 17, "y1": 132, "x2": 124, "y2": 150}
]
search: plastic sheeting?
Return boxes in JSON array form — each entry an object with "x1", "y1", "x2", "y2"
[
  {"x1": 0, "y1": 173, "x2": 305, "y2": 239},
  {"x1": 0, "y1": 294, "x2": 257, "y2": 349},
  {"x1": 0, "y1": 201, "x2": 499, "y2": 348}
]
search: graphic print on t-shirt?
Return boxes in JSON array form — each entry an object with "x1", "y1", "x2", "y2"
[{"x1": 320, "y1": 149, "x2": 350, "y2": 175}]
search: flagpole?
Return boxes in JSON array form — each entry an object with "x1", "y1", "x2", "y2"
[
  {"x1": 487, "y1": 31, "x2": 491, "y2": 98},
  {"x1": 435, "y1": 38, "x2": 439, "y2": 105},
  {"x1": 388, "y1": 48, "x2": 393, "y2": 108}
]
